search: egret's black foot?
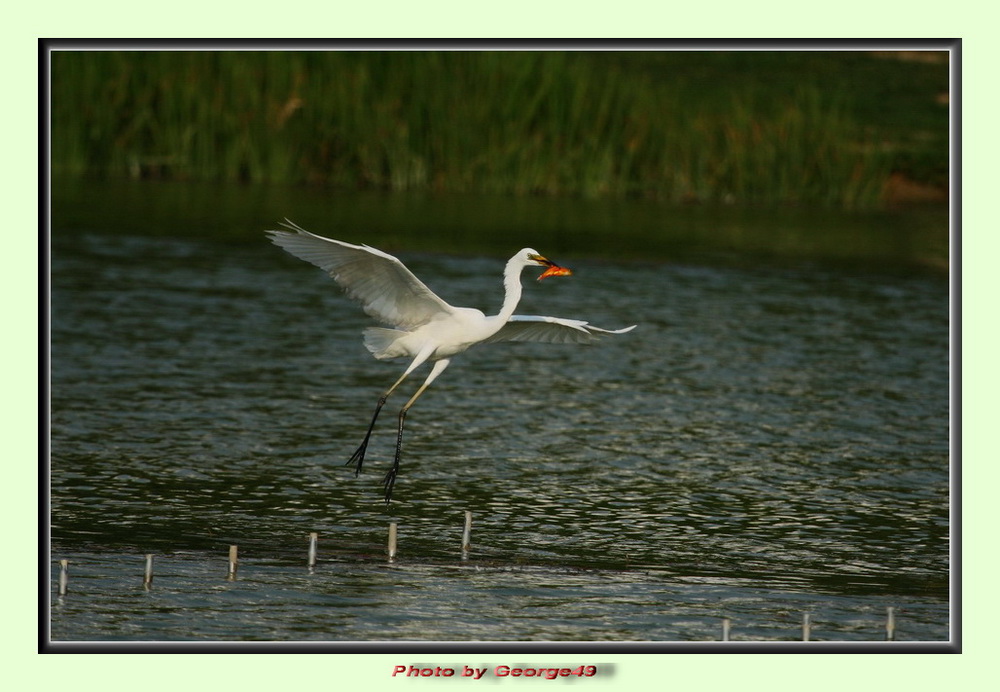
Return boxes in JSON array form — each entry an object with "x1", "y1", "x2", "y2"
[
  {"x1": 346, "y1": 440, "x2": 369, "y2": 477},
  {"x1": 382, "y1": 463, "x2": 400, "y2": 506},
  {"x1": 347, "y1": 397, "x2": 387, "y2": 477}
]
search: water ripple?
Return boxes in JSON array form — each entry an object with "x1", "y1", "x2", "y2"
[{"x1": 50, "y1": 232, "x2": 950, "y2": 640}]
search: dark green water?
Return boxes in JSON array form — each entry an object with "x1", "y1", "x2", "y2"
[
  {"x1": 48, "y1": 180, "x2": 951, "y2": 643},
  {"x1": 51, "y1": 177, "x2": 948, "y2": 268}
]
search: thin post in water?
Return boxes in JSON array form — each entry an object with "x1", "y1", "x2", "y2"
[
  {"x1": 227, "y1": 545, "x2": 239, "y2": 580},
  {"x1": 308, "y1": 532, "x2": 318, "y2": 570},
  {"x1": 802, "y1": 612, "x2": 811, "y2": 641},
  {"x1": 388, "y1": 522, "x2": 398, "y2": 561},
  {"x1": 721, "y1": 617, "x2": 731, "y2": 641},
  {"x1": 885, "y1": 606, "x2": 896, "y2": 641},
  {"x1": 143, "y1": 554, "x2": 154, "y2": 589},
  {"x1": 461, "y1": 511, "x2": 473, "y2": 556},
  {"x1": 58, "y1": 559, "x2": 69, "y2": 596}
]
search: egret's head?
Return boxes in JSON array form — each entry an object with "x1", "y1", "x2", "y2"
[{"x1": 521, "y1": 249, "x2": 573, "y2": 281}]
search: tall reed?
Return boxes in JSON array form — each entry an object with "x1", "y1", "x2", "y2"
[{"x1": 50, "y1": 51, "x2": 894, "y2": 208}]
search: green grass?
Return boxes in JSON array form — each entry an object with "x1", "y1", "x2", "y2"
[{"x1": 50, "y1": 51, "x2": 949, "y2": 209}]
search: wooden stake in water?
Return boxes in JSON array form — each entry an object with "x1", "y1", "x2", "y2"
[
  {"x1": 143, "y1": 554, "x2": 154, "y2": 589},
  {"x1": 802, "y1": 612, "x2": 811, "y2": 641},
  {"x1": 58, "y1": 559, "x2": 69, "y2": 596},
  {"x1": 227, "y1": 545, "x2": 239, "y2": 580},
  {"x1": 308, "y1": 532, "x2": 318, "y2": 571},
  {"x1": 721, "y1": 617, "x2": 731, "y2": 641},
  {"x1": 388, "y1": 523, "x2": 398, "y2": 561},
  {"x1": 461, "y1": 511, "x2": 473, "y2": 557},
  {"x1": 886, "y1": 606, "x2": 896, "y2": 641}
]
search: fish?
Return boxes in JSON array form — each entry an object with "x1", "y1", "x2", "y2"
[{"x1": 537, "y1": 264, "x2": 573, "y2": 280}]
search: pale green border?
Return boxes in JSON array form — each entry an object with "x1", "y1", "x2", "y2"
[{"x1": 12, "y1": 5, "x2": 987, "y2": 689}]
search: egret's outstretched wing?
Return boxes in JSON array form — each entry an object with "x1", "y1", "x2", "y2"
[
  {"x1": 266, "y1": 220, "x2": 454, "y2": 330},
  {"x1": 483, "y1": 315, "x2": 636, "y2": 345}
]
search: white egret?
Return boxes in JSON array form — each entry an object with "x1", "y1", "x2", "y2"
[{"x1": 266, "y1": 220, "x2": 636, "y2": 504}]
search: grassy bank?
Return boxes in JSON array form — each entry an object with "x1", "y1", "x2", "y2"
[{"x1": 50, "y1": 51, "x2": 949, "y2": 209}]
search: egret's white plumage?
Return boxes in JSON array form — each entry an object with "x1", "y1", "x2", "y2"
[{"x1": 266, "y1": 220, "x2": 635, "y2": 504}]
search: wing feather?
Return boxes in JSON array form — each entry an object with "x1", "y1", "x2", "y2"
[
  {"x1": 266, "y1": 220, "x2": 454, "y2": 329},
  {"x1": 483, "y1": 315, "x2": 636, "y2": 345}
]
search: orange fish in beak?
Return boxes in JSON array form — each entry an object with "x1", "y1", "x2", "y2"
[
  {"x1": 538, "y1": 264, "x2": 573, "y2": 280},
  {"x1": 529, "y1": 254, "x2": 573, "y2": 281}
]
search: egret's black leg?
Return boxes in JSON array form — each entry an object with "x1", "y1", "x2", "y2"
[
  {"x1": 379, "y1": 358, "x2": 451, "y2": 506},
  {"x1": 348, "y1": 352, "x2": 435, "y2": 479},
  {"x1": 346, "y1": 396, "x2": 386, "y2": 476},
  {"x1": 382, "y1": 408, "x2": 407, "y2": 505}
]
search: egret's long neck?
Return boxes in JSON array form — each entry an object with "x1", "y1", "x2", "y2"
[{"x1": 497, "y1": 258, "x2": 525, "y2": 321}]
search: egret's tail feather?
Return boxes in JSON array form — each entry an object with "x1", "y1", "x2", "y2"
[{"x1": 363, "y1": 327, "x2": 407, "y2": 360}]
